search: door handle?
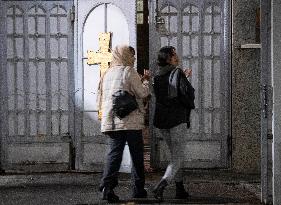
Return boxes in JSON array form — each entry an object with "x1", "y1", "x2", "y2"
[{"x1": 263, "y1": 85, "x2": 268, "y2": 118}]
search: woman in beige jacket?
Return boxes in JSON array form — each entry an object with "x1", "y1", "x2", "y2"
[{"x1": 98, "y1": 45, "x2": 150, "y2": 203}]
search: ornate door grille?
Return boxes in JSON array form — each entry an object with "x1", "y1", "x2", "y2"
[
  {"x1": 149, "y1": 0, "x2": 231, "y2": 168},
  {"x1": 0, "y1": 1, "x2": 74, "y2": 171}
]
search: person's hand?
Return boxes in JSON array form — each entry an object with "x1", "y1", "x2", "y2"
[
  {"x1": 142, "y1": 69, "x2": 150, "y2": 81},
  {"x1": 183, "y1": 68, "x2": 192, "y2": 77}
]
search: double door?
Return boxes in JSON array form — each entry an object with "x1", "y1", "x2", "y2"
[{"x1": 0, "y1": 0, "x2": 136, "y2": 172}]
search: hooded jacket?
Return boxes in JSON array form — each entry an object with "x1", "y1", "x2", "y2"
[{"x1": 97, "y1": 45, "x2": 150, "y2": 132}]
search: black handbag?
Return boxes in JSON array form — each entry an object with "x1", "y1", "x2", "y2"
[
  {"x1": 112, "y1": 68, "x2": 138, "y2": 119},
  {"x1": 112, "y1": 90, "x2": 138, "y2": 118}
]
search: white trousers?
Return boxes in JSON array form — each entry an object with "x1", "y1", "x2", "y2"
[{"x1": 159, "y1": 123, "x2": 187, "y2": 183}]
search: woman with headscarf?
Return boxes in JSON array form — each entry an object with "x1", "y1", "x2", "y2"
[
  {"x1": 98, "y1": 45, "x2": 150, "y2": 203},
  {"x1": 152, "y1": 46, "x2": 195, "y2": 201}
]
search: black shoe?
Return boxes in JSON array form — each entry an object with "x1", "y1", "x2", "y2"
[
  {"x1": 152, "y1": 179, "x2": 168, "y2": 201},
  {"x1": 132, "y1": 189, "x2": 147, "y2": 198},
  {"x1": 101, "y1": 187, "x2": 120, "y2": 203},
  {"x1": 175, "y1": 181, "x2": 189, "y2": 199}
]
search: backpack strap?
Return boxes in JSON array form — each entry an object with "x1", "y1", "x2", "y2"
[{"x1": 168, "y1": 68, "x2": 180, "y2": 99}]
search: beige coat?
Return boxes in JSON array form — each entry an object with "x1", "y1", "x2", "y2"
[{"x1": 99, "y1": 66, "x2": 149, "y2": 132}]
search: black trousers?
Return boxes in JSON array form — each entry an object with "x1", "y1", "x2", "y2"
[{"x1": 100, "y1": 130, "x2": 145, "y2": 194}]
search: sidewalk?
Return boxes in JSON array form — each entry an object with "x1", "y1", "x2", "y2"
[{"x1": 0, "y1": 171, "x2": 262, "y2": 205}]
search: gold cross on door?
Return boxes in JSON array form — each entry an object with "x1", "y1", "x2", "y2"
[
  {"x1": 87, "y1": 32, "x2": 113, "y2": 76},
  {"x1": 87, "y1": 32, "x2": 113, "y2": 119}
]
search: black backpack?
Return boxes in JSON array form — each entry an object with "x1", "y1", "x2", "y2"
[{"x1": 172, "y1": 68, "x2": 195, "y2": 109}]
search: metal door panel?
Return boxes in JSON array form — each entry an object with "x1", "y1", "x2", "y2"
[
  {"x1": 149, "y1": 0, "x2": 230, "y2": 168},
  {"x1": 0, "y1": 0, "x2": 74, "y2": 172},
  {"x1": 74, "y1": 0, "x2": 136, "y2": 171}
]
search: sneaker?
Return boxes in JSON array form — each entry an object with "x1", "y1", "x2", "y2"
[
  {"x1": 175, "y1": 181, "x2": 189, "y2": 199},
  {"x1": 152, "y1": 179, "x2": 168, "y2": 201}
]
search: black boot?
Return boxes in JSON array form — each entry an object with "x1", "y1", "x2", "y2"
[
  {"x1": 101, "y1": 187, "x2": 120, "y2": 203},
  {"x1": 152, "y1": 179, "x2": 168, "y2": 201},
  {"x1": 132, "y1": 189, "x2": 147, "y2": 198},
  {"x1": 175, "y1": 181, "x2": 189, "y2": 199}
]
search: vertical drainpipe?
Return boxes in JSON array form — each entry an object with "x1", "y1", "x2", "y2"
[{"x1": 271, "y1": 0, "x2": 281, "y2": 204}]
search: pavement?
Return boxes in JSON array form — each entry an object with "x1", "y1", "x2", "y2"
[{"x1": 0, "y1": 171, "x2": 262, "y2": 205}]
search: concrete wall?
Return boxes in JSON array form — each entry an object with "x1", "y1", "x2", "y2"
[{"x1": 232, "y1": 0, "x2": 261, "y2": 173}]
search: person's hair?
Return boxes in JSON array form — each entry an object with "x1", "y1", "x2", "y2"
[
  {"x1": 157, "y1": 46, "x2": 176, "y2": 66},
  {"x1": 129, "y1": 46, "x2": 135, "y2": 56},
  {"x1": 110, "y1": 45, "x2": 135, "y2": 67}
]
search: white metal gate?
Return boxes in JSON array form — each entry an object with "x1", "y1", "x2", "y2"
[
  {"x1": 0, "y1": 0, "x2": 75, "y2": 172},
  {"x1": 0, "y1": 0, "x2": 138, "y2": 173},
  {"x1": 74, "y1": 0, "x2": 137, "y2": 171},
  {"x1": 149, "y1": 0, "x2": 231, "y2": 168}
]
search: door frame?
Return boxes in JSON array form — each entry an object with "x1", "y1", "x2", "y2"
[
  {"x1": 0, "y1": 0, "x2": 6, "y2": 172},
  {"x1": 260, "y1": 0, "x2": 273, "y2": 204}
]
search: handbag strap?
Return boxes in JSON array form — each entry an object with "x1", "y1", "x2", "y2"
[
  {"x1": 111, "y1": 67, "x2": 127, "y2": 130},
  {"x1": 120, "y1": 66, "x2": 128, "y2": 90},
  {"x1": 120, "y1": 66, "x2": 137, "y2": 98}
]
